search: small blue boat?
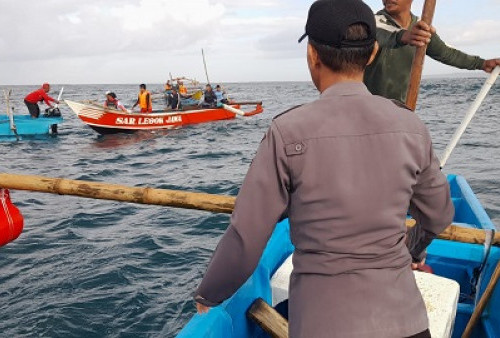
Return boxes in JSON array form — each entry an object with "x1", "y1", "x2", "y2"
[
  {"x1": 0, "y1": 114, "x2": 63, "y2": 137},
  {"x1": 178, "y1": 174, "x2": 500, "y2": 338}
]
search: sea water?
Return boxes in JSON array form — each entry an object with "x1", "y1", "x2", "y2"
[{"x1": 0, "y1": 78, "x2": 498, "y2": 337}]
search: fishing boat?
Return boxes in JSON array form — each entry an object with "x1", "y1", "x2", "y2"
[
  {"x1": 65, "y1": 100, "x2": 264, "y2": 135},
  {"x1": 0, "y1": 114, "x2": 63, "y2": 137},
  {"x1": 177, "y1": 174, "x2": 500, "y2": 338},
  {"x1": 1, "y1": 89, "x2": 63, "y2": 138}
]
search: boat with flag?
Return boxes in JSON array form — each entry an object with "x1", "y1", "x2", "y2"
[{"x1": 65, "y1": 100, "x2": 263, "y2": 135}]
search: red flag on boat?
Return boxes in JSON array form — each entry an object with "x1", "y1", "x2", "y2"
[{"x1": 0, "y1": 189, "x2": 24, "y2": 247}]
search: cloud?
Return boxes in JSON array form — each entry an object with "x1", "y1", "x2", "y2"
[
  {"x1": 440, "y1": 20, "x2": 500, "y2": 46},
  {"x1": 0, "y1": 0, "x2": 225, "y2": 62}
]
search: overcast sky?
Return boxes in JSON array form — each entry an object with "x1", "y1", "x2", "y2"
[{"x1": 1, "y1": 0, "x2": 499, "y2": 85}]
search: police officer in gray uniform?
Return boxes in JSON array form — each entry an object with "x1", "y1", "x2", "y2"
[{"x1": 194, "y1": 0, "x2": 454, "y2": 337}]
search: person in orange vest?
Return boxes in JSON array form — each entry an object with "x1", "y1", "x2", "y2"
[
  {"x1": 178, "y1": 81, "x2": 188, "y2": 98},
  {"x1": 132, "y1": 84, "x2": 153, "y2": 113},
  {"x1": 24, "y1": 83, "x2": 60, "y2": 118}
]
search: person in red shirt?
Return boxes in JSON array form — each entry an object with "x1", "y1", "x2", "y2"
[{"x1": 24, "y1": 83, "x2": 59, "y2": 118}]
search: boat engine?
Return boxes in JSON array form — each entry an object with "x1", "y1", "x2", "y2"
[
  {"x1": 44, "y1": 107, "x2": 62, "y2": 117},
  {"x1": 0, "y1": 189, "x2": 24, "y2": 247}
]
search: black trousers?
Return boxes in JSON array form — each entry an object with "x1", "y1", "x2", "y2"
[
  {"x1": 24, "y1": 100, "x2": 40, "y2": 118},
  {"x1": 274, "y1": 300, "x2": 431, "y2": 338}
]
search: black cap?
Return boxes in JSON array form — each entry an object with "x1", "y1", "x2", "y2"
[{"x1": 298, "y1": 0, "x2": 376, "y2": 48}]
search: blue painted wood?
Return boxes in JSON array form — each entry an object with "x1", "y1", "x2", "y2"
[
  {"x1": 0, "y1": 115, "x2": 63, "y2": 137},
  {"x1": 178, "y1": 175, "x2": 500, "y2": 338}
]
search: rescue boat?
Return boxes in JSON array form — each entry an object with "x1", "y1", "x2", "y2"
[
  {"x1": 65, "y1": 100, "x2": 264, "y2": 135},
  {"x1": 178, "y1": 174, "x2": 500, "y2": 338}
]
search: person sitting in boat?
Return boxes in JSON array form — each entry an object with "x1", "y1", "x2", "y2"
[
  {"x1": 364, "y1": 0, "x2": 500, "y2": 104},
  {"x1": 132, "y1": 84, "x2": 153, "y2": 113},
  {"x1": 178, "y1": 81, "x2": 188, "y2": 98},
  {"x1": 201, "y1": 84, "x2": 217, "y2": 108},
  {"x1": 103, "y1": 92, "x2": 127, "y2": 112},
  {"x1": 194, "y1": 1, "x2": 454, "y2": 338},
  {"x1": 24, "y1": 83, "x2": 60, "y2": 118},
  {"x1": 214, "y1": 85, "x2": 228, "y2": 105}
]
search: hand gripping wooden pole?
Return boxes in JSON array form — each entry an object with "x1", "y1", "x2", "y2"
[{"x1": 405, "y1": 0, "x2": 437, "y2": 110}]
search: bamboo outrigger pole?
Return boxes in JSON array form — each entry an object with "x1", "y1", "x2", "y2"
[
  {"x1": 0, "y1": 173, "x2": 235, "y2": 214},
  {"x1": 405, "y1": 0, "x2": 437, "y2": 111},
  {"x1": 0, "y1": 173, "x2": 499, "y2": 245}
]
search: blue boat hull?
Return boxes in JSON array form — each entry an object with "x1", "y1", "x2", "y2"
[
  {"x1": 0, "y1": 115, "x2": 63, "y2": 137},
  {"x1": 178, "y1": 175, "x2": 500, "y2": 338}
]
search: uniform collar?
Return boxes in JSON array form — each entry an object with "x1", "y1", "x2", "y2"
[{"x1": 320, "y1": 81, "x2": 372, "y2": 98}]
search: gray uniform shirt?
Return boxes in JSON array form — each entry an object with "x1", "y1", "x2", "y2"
[{"x1": 195, "y1": 82, "x2": 454, "y2": 337}]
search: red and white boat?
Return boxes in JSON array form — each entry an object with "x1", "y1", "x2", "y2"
[{"x1": 64, "y1": 100, "x2": 264, "y2": 135}]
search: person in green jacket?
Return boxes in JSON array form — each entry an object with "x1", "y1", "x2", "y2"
[{"x1": 364, "y1": 0, "x2": 500, "y2": 103}]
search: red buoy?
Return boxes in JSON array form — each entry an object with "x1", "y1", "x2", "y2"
[{"x1": 0, "y1": 189, "x2": 24, "y2": 247}]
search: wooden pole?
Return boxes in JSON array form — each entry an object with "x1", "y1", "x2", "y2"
[
  {"x1": 440, "y1": 66, "x2": 500, "y2": 167},
  {"x1": 3, "y1": 89, "x2": 19, "y2": 140},
  {"x1": 201, "y1": 48, "x2": 210, "y2": 84},
  {"x1": 247, "y1": 298, "x2": 288, "y2": 338},
  {"x1": 0, "y1": 173, "x2": 235, "y2": 214},
  {"x1": 462, "y1": 260, "x2": 500, "y2": 338},
  {"x1": 230, "y1": 101, "x2": 263, "y2": 106},
  {"x1": 222, "y1": 104, "x2": 245, "y2": 116},
  {"x1": 438, "y1": 225, "x2": 500, "y2": 246},
  {"x1": 405, "y1": 0, "x2": 437, "y2": 111},
  {"x1": 0, "y1": 173, "x2": 499, "y2": 246}
]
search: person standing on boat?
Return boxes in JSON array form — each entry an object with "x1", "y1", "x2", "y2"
[
  {"x1": 170, "y1": 87, "x2": 181, "y2": 110},
  {"x1": 24, "y1": 83, "x2": 60, "y2": 118},
  {"x1": 194, "y1": 1, "x2": 454, "y2": 337},
  {"x1": 103, "y1": 92, "x2": 127, "y2": 112},
  {"x1": 164, "y1": 80, "x2": 173, "y2": 106},
  {"x1": 132, "y1": 84, "x2": 153, "y2": 113},
  {"x1": 365, "y1": 0, "x2": 500, "y2": 103}
]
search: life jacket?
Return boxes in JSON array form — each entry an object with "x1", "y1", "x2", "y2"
[
  {"x1": 179, "y1": 85, "x2": 187, "y2": 95},
  {"x1": 164, "y1": 84, "x2": 173, "y2": 91},
  {"x1": 138, "y1": 90, "x2": 152, "y2": 110},
  {"x1": 105, "y1": 98, "x2": 118, "y2": 109},
  {"x1": 0, "y1": 189, "x2": 24, "y2": 247}
]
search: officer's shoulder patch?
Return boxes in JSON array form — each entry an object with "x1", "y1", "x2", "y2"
[
  {"x1": 273, "y1": 104, "x2": 304, "y2": 120},
  {"x1": 391, "y1": 99, "x2": 413, "y2": 112}
]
